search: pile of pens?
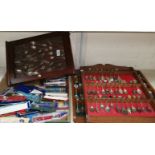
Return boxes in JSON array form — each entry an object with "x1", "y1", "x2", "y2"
[{"x1": 0, "y1": 77, "x2": 70, "y2": 123}]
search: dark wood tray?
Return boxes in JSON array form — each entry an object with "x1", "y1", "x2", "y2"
[{"x1": 6, "y1": 32, "x2": 75, "y2": 85}]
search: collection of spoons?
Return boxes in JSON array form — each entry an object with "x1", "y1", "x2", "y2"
[
  {"x1": 73, "y1": 75, "x2": 85, "y2": 116},
  {"x1": 81, "y1": 69, "x2": 155, "y2": 117},
  {"x1": 88, "y1": 102, "x2": 153, "y2": 115},
  {"x1": 14, "y1": 38, "x2": 66, "y2": 77},
  {"x1": 84, "y1": 74, "x2": 138, "y2": 84}
]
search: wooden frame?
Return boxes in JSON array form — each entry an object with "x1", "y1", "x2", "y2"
[
  {"x1": 79, "y1": 64, "x2": 155, "y2": 123},
  {"x1": 71, "y1": 70, "x2": 86, "y2": 123},
  {"x1": 6, "y1": 32, "x2": 75, "y2": 85}
]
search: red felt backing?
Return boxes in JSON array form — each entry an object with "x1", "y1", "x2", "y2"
[{"x1": 82, "y1": 73, "x2": 155, "y2": 117}]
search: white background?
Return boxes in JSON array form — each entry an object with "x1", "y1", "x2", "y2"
[
  {"x1": 0, "y1": 0, "x2": 155, "y2": 155},
  {"x1": 81, "y1": 32, "x2": 155, "y2": 69}
]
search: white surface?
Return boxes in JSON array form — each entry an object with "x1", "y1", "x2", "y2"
[
  {"x1": 142, "y1": 70, "x2": 155, "y2": 88},
  {"x1": 0, "y1": 67, "x2": 5, "y2": 82},
  {"x1": 81, "y1": 32, "x2": 155, "y2": 70}
]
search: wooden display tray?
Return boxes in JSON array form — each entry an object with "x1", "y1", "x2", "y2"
[
  {"x1": 6, "y1": 32, "x2": 75, "y2": 86},
  {"x1": 75, "y1": 64, "x2": 155, "y2": 123},
  {"x1": 80, "y1": 64, "x2": 134, "y2": 73}
]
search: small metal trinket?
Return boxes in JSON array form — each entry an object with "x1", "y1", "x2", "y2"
[
  {"x1": 40, "y1": 65, "x2": 46, "y2": 70},
  {"x1": 27, "y1": 71, "x2": 33, "y2": 76},
  {"x1": 16, "y1": 69, "x2": 22, "y2": 73},
  {"x1": 137, "y1": 96, "x2": 141, "y2": 99},
  {"x1": 38, "y1": 49, "x2": 42, "y2": 53},
  {"x1": 132, "y1": 90, "x2": 137, "y2": 94},
  {"x1": 105, "y1": 89, "x2": 109, "y2": 94},
  {"x1": 90, "y1": 106, "x2": 95, "y2": 112},
  {"x1": 133, "y1": 80, "x2": 137, "y2": 84},
  {"x1": 117, "y1": 76, "x2": 122, "y2": 83},
  {"x1": 148, "y1": 90, "x2": 153, "y2": 95},
  {"x1": 119, "y1": 88, "x2": 123, "y2": 94},
  {"x1": 110, "y1": 103, "x2": 114, "y2": 108},
  {"x1": 104, "y1": 79, "x2": 108, "y2": 83},
  {"x1": 33, "y1": 71, "x2": 39, "y2": 75},
  {"x1": 74, "y1": 75, "x2": 78, "y2": 79},
  {"x1": 49, "y1": 46, "x2": 53, "y2": 50},
  {"x1": 23, "y1": 66, "x2": 28, "y2": 69},
  {"x1": 42, "y1": 43, "x2": 47, "y2": 47},
  {"x1": 127, "y1": 107, "x2": 132, "y2": 114},
  {"x1": 110, "y1": 89, "x2": 113, "y2": 94},
  {"x1": 38, "y1": 74, "x2": 42, "y2": 78},
  {"x1": 141, "y1": 107, "x2": 147, "y2": 112},
  {"x1": 122, "y1": 107, "x2": 128, "y2": 115},
  {"x1": 49, "y1": 51, "x2": 53, "y2": 55},
  {"x1": 128, "y1": 95, "x2": 132, "y2": 99},
  {"x1": 137, "y1": 88, "x2": 142, "y2": 95},
  {"x1": 122, "y1": 80, "x2": 126, "y2": 84},
  {"x1": 109, "y1": 78, "x2": 114, "y2": 83},
  {"x1": 81, "y1": 104, "x2": 85, "y2": 113},
  {"x1": 148, "y1": 90, "x2": 154, "y2": 98},
  {"x1": 96, "y1": 106, "x2": 99, "y2": 112},
  {"x1": 132, "y1": 95, "x2": 136, "y2": 99},
  {"x1": 118, "y1": 96, "x2": 122, "y2": 98},
  {"x1": 131, "y1": 106, "x2": 137, "y2": 112},
  {"x1": 88, "y1": 75, "x2": 92, "y2": 80},
  {"x1": 74, "y1": 84, "x2": 78, "y2": 89},
  {"x1": 113, "y1": 77, "x2": 119, "y2": 82},
  {"x1": 123, "y1": 89, "x2": 128, "y2": 94},
  {"x1": 87, "y1": 91, "x2": 91, "y2": 95},
  {"x1": 30, "y1": 41, "x2": 36, "y2": 45},
  {"x1": 105, "y1": 106, "x2": 111, "y2": 112},
  {"x1": 85, "y1": 76, "x2": 88, "y2": 80},
  {"x1": 15, "y1": 60, "x2": 21, "y2": 64},
  {"x1": 24, "y1": 50, "x2": 29, "y2": 54},
  {"x1": 101, "y1": 75, "x2": 104, "y2": 81},
  {"x1": 79, "y1": 83, "x2": 82, "y2": 87},
  {"x1": 116, "y1": 105, "x2": 121, "y2": 113},
  {"x1": 93, "y1": 76, "x2": 96, "y2": 80},
  {"x1": 76, "y1": 99, "x2": 80, "y2": 113},
  {"x1": 100, "y1": 104, "x2": 104, "y2": 109},
  {"x1": 143, "y1": 83, "x2": 147, "y2": 87},
  {"x1": 31, "y1": 45, "x2": 37, "y2": 50},
  {"x1": 101, "y1": 89, "x2": 105, "y2": 94},
  {"x1": 113, "y1": 95, "x2": 116, "y2": 98},
  {"x1": 74, "y1": 92, "x2": 79, "y2": 98}
]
